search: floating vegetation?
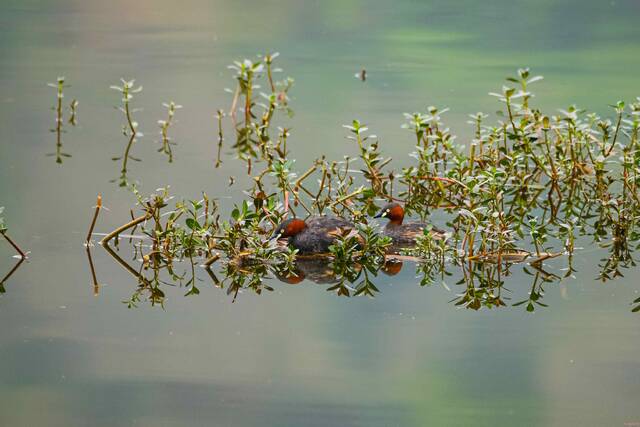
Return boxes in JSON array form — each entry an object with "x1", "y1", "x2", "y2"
[
  {"x1": 91, "y1": 57, "x2": 640, "y2": 311},
  {"x1": 110, "y1": 79, "x2": 143, "y2": 187},
  {"x1": 47, "y1": 76, "x2": 74, "y2": 163},
  {"x1": 157, "y1": 101, "x2": 181, "y2": 162}
]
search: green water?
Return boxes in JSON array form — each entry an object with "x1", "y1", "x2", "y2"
[{"x1": 1, "y1": 0, "x2": 640, "y2": 426}]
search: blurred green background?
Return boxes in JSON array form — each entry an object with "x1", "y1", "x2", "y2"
[{"x1": 0, "y1": 0, "x2": 639, "y2": 426}]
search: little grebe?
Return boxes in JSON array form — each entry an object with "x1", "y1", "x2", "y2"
[
  {"x1": 374, "y1": 203, "x2": 445, "y2": 246},
  {"x1": 272, "y1": 216, "x2": 355, "y2": 254}
]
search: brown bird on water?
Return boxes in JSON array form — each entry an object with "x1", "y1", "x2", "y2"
[
  {"x1": 374, "y1": 203, "x2": 445, "y2": 247},
  {"x1": 272, "y1": 216, "x2": 356, "y2": 255}
]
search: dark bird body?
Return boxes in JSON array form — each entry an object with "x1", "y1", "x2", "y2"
[
  {"x1": 374, "y1": 203, "x2": 445, "y2": 249},
  {"x1": 273, "y1": 215, "x2": 355, "y2": 254}
]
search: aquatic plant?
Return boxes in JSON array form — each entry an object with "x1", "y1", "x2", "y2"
[
  {"x1": 110, "y1": 79, "x2": 143, "y2": 187},
  {"x1": 98, "y1": 56, "x2": 640, "y2": 311},
  {"x1": 68, "y1": 98, "x2": 78, "y2": 126},
  {"x1": 157, "y1": 101, "x2": 181, "y2": 162},
  {"x1": 0, "y1": 256, "x2": 25, "y2": 294},
  {"x1": 0, "y1": 207, "x2": 26, "y2": 259},
  {"x1": 47, "y1": 76, "x2": 72, "y2": 163},
  {"x1": 324, "y1": 224, "x2": 392, "y2": 297},
  {"x1": 344, "y1": 120, "x2": 392, "y2": 203},
  {"x1": 85, "y1": 195, "x2": 102, "y2": 246},
  {"x1": 223, "y1": 53, "x2": 294, "y2": 172},
  {"x1": 215, "y1": 109, "x2": 225, "y2": 167},
  {"x1": 0, "y1": 207, "x2": 27, "y2": 292}
]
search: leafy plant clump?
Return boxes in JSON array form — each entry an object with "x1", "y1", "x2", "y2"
[{"x1": 100, "y1": 56, "x2": 640, "y2": 309}]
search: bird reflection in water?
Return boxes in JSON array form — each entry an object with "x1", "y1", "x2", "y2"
[
  {"x1": 274, "y1": 257, "x2": 404, "y2": 298},
  {"x1": 97, "y1": 238, "x2": 640, "y2": 313}
]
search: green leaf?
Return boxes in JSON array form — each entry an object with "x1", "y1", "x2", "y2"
[
  {"x1": 185, "y1": 286, "x2": 200, "y2": 296},
  {"x1": 185, "y1": 218, "x2": 200, "y2": 230}
]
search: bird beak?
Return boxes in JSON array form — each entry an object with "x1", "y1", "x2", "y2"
[{"x1": 374, "y1": 210, "x2": 386, "y2": 219}]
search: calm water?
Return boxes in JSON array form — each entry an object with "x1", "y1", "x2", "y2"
[{"x1": 1, "y1": 0, "x2": 640, "y2": 426}]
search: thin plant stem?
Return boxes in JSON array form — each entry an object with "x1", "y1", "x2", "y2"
[
  {"x1": 86, "y1": 194, "x2": 102, "y2": 244},
  {"x1": 2, "y1": 232, "x2": 26, "y2": 259},
  {"x1": 100, "y1": 212, "x2": 152, "y2": 246},
  {"x1": 85, "y1": 246, "x2": 100, "y2": 295}
]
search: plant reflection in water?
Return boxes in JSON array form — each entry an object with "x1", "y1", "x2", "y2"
[
  {"x1": 0, "y1": 257, "x2": 25, "y2": 294},
  {"x1": 98, "y1": 235, "x2": 580, "y2": 312},
  {"x1": 47, "y1": 77, "x2": 75, "y2": 164}
]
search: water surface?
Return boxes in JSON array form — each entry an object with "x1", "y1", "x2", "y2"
[{"x1": 1, "y1": 1, "x2": 640, "y2": 426}]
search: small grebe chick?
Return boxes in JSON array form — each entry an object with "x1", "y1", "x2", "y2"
[
  {"x1": 374, "y1": 203, "x2": 445, "y2": 246},
  {"x1": 272, "y1": 216, "x2": 355, "y2": 254}
]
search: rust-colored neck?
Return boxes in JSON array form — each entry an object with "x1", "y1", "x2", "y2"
[
  {"x1": 283, "y1": 218, "x2": 307, "y2": 237},
  {"x1": 387, "y1": 205, "x2": 405, "y2": 225}
]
